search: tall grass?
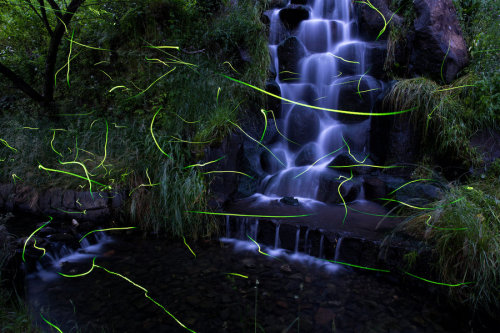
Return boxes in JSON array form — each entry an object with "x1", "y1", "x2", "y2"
[
  {"x1": 396, "y1": 173, "x2": 500, "y2": 316},
  {"x1": 383, "y1": 75, "x2": 480, "y2": 163}
]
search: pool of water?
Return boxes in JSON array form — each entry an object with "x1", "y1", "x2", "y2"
[{"x1": 25, "y1": 231, "x2": 478, "y2": 333}]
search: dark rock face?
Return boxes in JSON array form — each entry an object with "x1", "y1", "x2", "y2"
[
  {"x1": 412, "y1": 0, "x2": 469, "y2": 83},
  {"x1": 285, "y1": 105, "x2": 320, "y2": 146},
  {"x1": 277, "y1": 36, "x2": 307, "y2": 80},
  {"x1": 279, "y1": 5, "x2": 310, "y2": 31},
  {"x1": 354, "y1": 0, "x2": 403, "y2": 41},
  {"x1": 365, "y1": 41, "x2": 388, "y2": 80},
  {"x1": 316, "y1": 171, "x2": 361, "y2": 204},
  {"x1": 363, "y1": 177, "x2": 388, "y2": 199},
  {"x1": 269, "y1": 0, "x2": 288, "y2": 9},
  {"x1": 335, "y1": 75, "x2": 381, "y2": 123},
  {"x1": 265, "y1": 80, "x2": 281, "y2": 117}
]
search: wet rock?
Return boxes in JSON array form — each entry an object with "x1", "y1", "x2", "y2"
[
  {"x1": 335, "y1": 75, "x2": 382, "y2": 123},
  {"x1": 412, "y1": 0, "x2": 468, "y2": 83},
  {"x1": 279, "y1": 196, "x2": 299, "y2": 206},
  {"x1": 265, "y1": 80, "x2": 281, "y2": 118},
  {"x1": 354, "y1": 0, "x2": 403, "y2": 40},
  {"x1": 75, "y1": 191, "x2": 108, "y2": 210},
  {"x1": 279, "y1": 5, "x2": 310, "y2": 31},
  {"x1": 285, "y1": 104, "x2": 320, "y2": 146},
  {"x1": 269, "y1": 0, "x2": 288, "y2": 8},
  {"x1": 49, "y1": 232, "x2": 76, "y2": 242},
  {"x1": 260, "y1": 149, "x2": 286, "y2": 174},
  {"x1": 290, "y1": 0, "x2": 307, "y2": 5},
  {"x1": 295, "y1": 143, "x2": 317, "y2": 166},
  {"x1": 328, "y1": 152, "x2": 373, "y2": 175},
  {"x1": 365, "y1": 41, "x2": 388, "y2": 79},
  {"x1": 62, "y1": 190, "x2": 76, "y2": 210},
  {"x1": 316, "y1": 171, "x2": 361, "y2": 204},
  {"x1": 363, "y1": 177, "x2": 388, "y2": 199},
  {"x1": 277, "y1": 36, "x2": 306, "y2": 81}
]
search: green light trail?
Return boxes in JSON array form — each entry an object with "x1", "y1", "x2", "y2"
[
  {"x1": 294, "y1": 145, "x2": 345, "y2": 179},
  {"x1": 402, "y1": 270, "x2": 474, "y2": 287},
  {"x1": 260, "y1": 109, "x2": 268, "y2": 142},
  {"x1": 229, "y1": 120, "x2": 285, "y2": 167},
  {"x1": 321, "y1": 258, "x2": 391, "y2": 272},
  {"x1": 387, "y1": 179, "x2": 433, "y2": 195},
  {"x1": 338, "y1": 170, "x2": 353, "y2": 224},
  {"x1": 247, "y1": 235, "x2": 282, "y2": 262},
  {"x1": 221, "y1": 74, "x2": 416, "y2": 116},
  {"x1": 424, "y1": 215, "x2": 468, "y2": 231},
  {"x1": 58, "y1": 257, "x2": 196, "y2": 332},
  {"x1": 183, "y1": 237, "x2": 196, "y2": 258},
  {"x1": 38, "y1": 164, "x2": 110, "y2": 189},
  {"x1": 50, "y1": 130, "x2": 63, "y2": 157},
  {"x1": 40, "y1": 313, "x2": 63, "y2": 333},
  {"x1": 187, "y1": 211, "x2": 313, "y2": 218},
  {"x1": 202, "y1": 170, "x2": 254, "y2": 179},
  {"x1": 227, "y1": 273, "x2": 248, "y2": 279},
  {"x1": 95, "y1": 120, "x2": 109, "y2": 170},
  {"x1": 150, "y1": 107, "x2": 173, "y2": 159},
  {"x1": 0, "y1": 138, "x2": 17, "y2": 152},
  {"x1": 184, "y1": 156, "x2": 225, "y2": 169},
  {"x1": 79, "y1": 227, "x2": 137, "y2": 242},
  {"x1": 23, "y1": 217, "x2": 52, "y2": 262}
]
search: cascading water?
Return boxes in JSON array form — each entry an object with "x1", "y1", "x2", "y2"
[{"x1": 261, "y1": 0, "x2": 385, "y2": 201}]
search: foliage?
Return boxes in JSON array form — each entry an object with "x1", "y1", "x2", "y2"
[
  {"x1": 383, "y1": 76, "x2": 480, "y2": 164},
  {"x1": 399, "y1": 172, "x2": 500, "y2": 316}
]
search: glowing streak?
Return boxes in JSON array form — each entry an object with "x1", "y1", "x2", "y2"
[
  {"x1": 187, "y1": 211, "x2": 312, "y2": 218},
  {"x1": 216, "y1": 87, "x2": 221, "y2": 104},
  {"x1": 145, "y1": 57, "x2": 169, "y2": 66},
  {"x1": 94, "y1": 61, "x2": 109, "y2": 66},
  {"x1": 329, "y1": 164, "x2": 401, "y2": 169},
  {"x1": 184, "y1": 156, "x2": 225, "y2": 169},
  {"x1": 50, "y1": 131, "x2": 63, "y2": 157},
  {"x1": 347, "y1": 205, "x2": 400, "y2": 218},
  {"x1": 66, "y1": 39, "x2": 110, "y2": 51},
  {"x1": 229, "y1": 121, "x2": 285, "y2": 167},
  {"x1": 76, "y1": 198, "x2": 82, "y2": 207},
  {"x1": 321, "y1": 259, "x2": 391, "y2": 272},
  {"x1": 279, "y1": 71, "x2": 300, "y2": 75},
  {"x1": 66, "y1": 29, "x2": 75, "y2": 87},
  {"x1": 441, "y1": 41, "x2": 451, "y2": 83},
  {"x1": 378, "y1": 198, "x2": 434, "y2": 210},
  {"x1": 267, "y1": 110, "x2": 299, "y2": 146},
  {"x1": 294, "y1": 145, "x2": 345, "y2": 178},
  {"x1": 227, "y1": 273, "x2": 248, "y2": 278},
  {"x1": 331, "y1": 54, "x2": 360, "y2": 64},
  {"x1": 112, "y1": 123, "x2": 127, "y2": 128},
  {"x1": 355, "y1": 1, "x2": 387, "y2": 40},
  {"x1": 424, "y1": 215, "x2": 468, "y2": 231},
  {"x1": 388, "y1": 179, "x2": 433, "y2": 195},
  {"x1": 314, "y1": 96, "x2": 327, "y2": 101},
  {"x1": 202, "y1": 171, "x2": 254, "y2": 179},
  {"x1": 356, "y1": 88, "x2": 380, "y2": 94},
  {"x1": 173, "y1": 112, "x2": 199, "y2": 124},
  {"x1": 223, "y1": 61, "x2": 239, "y2": 74},
  {"x1": 32, "y1": 239, "x2": 46, "y2": 257},
  {"x1": 0, "y1": 139, "x2": 17, "y2": 152},
  {"x1": 169, "y1": 136, "x2": 212, "y2": 144},
  {"x1": 11, "y1": 174, "x2": 21, "y2": 184},
  {"x1": 55, "y1": 15, "x2": 68, "y2": 33},
  {"x1": 21, "y1": 127, "x2": 39, "y2": 130},
  {"x1": 183, "y1": 237, "x2": 196, "y2": 258},
  {"x1": 55, "y1": 51, "x2": 81, "y2": 87},
  {"x1": 56, "y1": 208, "x2": 87, "y2": 215},
  {"x1": 23, "y1": 217, "x2": 52, "y2": 262},
  {"x1": 130, "y1": 67, "x2": 177, "y2": 99},
  {"x1": 221, "y1": 74, "x2": 415, "y2": 116},
  {"x1": 146, "y1": 45, "x2": 180, "y2": 50},
  {"x1": 99, "y1": 70, "x2": 113, "y2": 80},
  {"x1": 58, "y1": 257, "x2": 196, "y2": 332},
  {"x1": 247, "y1": 235, "x2": 281, "y2": 261},
  {"x1": 79, "y1": 227, "x2": 136, "y2": 242},
  {"x1": 58, "y1": 160, "x2": 96, "y2": 198},
  {"x1": 433, "y1": 85, "x2": 476, "y2": 92},
  {"x1": 342, "y1": 136, "x2": 368, "y2": 163},
  {"x1": 260, "y1": 109, "x2": 268, "y2": 142},
  {"x1": 150, "y1": 108, "x2": 173, "y2": 159},
  {"x1": 402, "y1": 270, "x2": 473, "y2": 287},
  {"x1": 40, "y1": 313, "x2": 63, "y2": 333},
  {"x1": 339, "y1": 170, "x2": 353, "y2": 224},
  {"x1": 109, "y1": 85, "x2": 128, "y2": 92},
  {"x1": 95, "y1": 120, "x2": 109, "y2": 170},
  {"x1": 356, "y1": 69, "x2": 370, "y2": 98}
]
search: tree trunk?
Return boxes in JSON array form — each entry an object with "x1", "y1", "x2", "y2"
[{"x1": 43, "y1": 0, "x2": 85, "y2": 108}]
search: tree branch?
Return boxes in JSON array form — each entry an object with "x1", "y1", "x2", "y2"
[
  {"x1": 37, "y1": 0, "x2": 54, "y2": 37},
  {"x1": 0, "y1": 62, "x2": 44, "y2": 103}
]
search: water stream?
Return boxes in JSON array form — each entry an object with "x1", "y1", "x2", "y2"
[{"x1": 262, "y1": 0, "x2": 383, "y2": 202}]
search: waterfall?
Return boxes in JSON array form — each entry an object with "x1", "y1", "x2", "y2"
[
  {"x1": 274, "y1": 223, "x2": 281, "y2": 249},
  {"x1": 294, "y1": 228, "x2": 300, "y2": 253},
  {"x1": 334, "y1": 236, "x2": 344, "y2": 261},
  {"x1": 262, "y1": 0, "x2": 384, "y2": 202}
]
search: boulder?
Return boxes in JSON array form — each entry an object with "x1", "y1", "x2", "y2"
[
  {"x1": 316, "y1": 171, "x2": 361, "y2": 204},
  {"x1": 295, "y1": 143, "x2": 317, "y2": 166},
  {"x1": 411, "y1": 0, "x2": 468, "y2": 83},
  {"x1": 363, "y1": 177, "x2": 387, "y2": 199},
  {"x1": 279, "y1": 5, "x2": 310, "y2": 31},
  {"x1": 285, "y1": 104, "x2": 320, "y2": 147},
  {"x1": 265, "y1": 80, "x2": 281, "y2": 117},
  {"x1": 334, "y1": 75, "x2": 381, "y2": 123},
  {"x1": 354, "y1": 0, "x2": 403, "y2": 41},
  {"x1": 277, "y1": 36, "x2": 307, "y2": 80}
]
